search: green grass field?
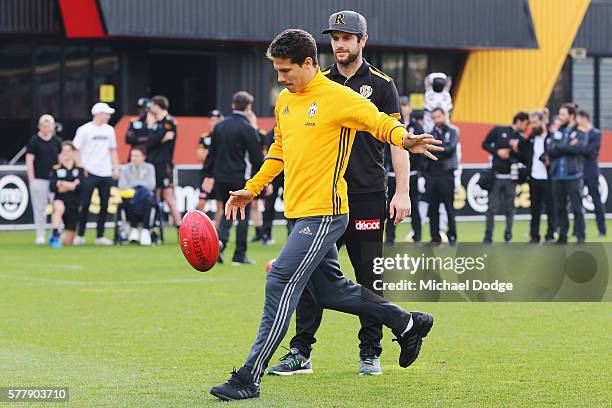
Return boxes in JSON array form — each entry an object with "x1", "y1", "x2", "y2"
[{"x1": 1, "y1": 220, "x2": 611, "y2": 407}]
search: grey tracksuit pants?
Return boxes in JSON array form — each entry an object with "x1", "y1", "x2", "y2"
[
  {"x1": 30, "y1": 178, "x2": 53, "y2": 240},
  {"x1": 243, "y1": 214, "x2": 411, "y2": 384}
]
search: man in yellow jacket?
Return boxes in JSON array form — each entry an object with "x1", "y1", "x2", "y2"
[{"x1": 210, "y1": 29, "x2": 443, "y2": 402}]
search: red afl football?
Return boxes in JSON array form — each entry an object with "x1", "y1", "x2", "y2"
[{"x1": 179, "y1": 210, "x2": 219, "y2": 272}]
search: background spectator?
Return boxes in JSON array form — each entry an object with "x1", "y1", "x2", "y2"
[
  {"x1": 73, "y1": 102, "x2": 119, "y2": 246},
  {"x1": 25, "y1": 114, "x2": 62, "y2": 244},
  {"x1": 118, "y1": 147, "x2": 157, "y2": 246}
]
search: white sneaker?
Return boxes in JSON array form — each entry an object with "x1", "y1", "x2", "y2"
[
  {"x1": 73, "y1": 236, "x2": 85, "y2": 245},
  {"x1": 94, "y1": 237, "x2": 113, "y2": 246},
  {"x1": 128, "y1": 228, "x2": 140, "y2": 243},
  {"x1": 35, "y1": 236, "x2": 45, "y2": 245},
  {"x1": 139, "y1": 229, "x2": 152, "y2": 246}
]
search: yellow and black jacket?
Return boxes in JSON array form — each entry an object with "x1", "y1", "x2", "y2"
[{"x1": 245, "y1": 69, "x2": 408, "y2": 218}]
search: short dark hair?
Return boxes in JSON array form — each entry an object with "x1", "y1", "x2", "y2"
[
  {"x1": 266, "y1": 29, "x2": 318, "y2": 67},
  {"x1": 151, "y1": 95, "x2": 169, "y2": 110},
  {"x1": 62, "y1": 141, "x2": 75, "y2": 150},
  {"x1": 232, "y1": 91, "x2": 254, "y2": 111},
  {"x1": 577, "y1": 109, "x2": 591, "y2": 121},
  {"x1": 431, "y1": 107, "x2": 446, "y2": 116},
  {"x1": 560, "y1": 102, "x2": 577, "y2": 116},
  {"x1": 131, "y1": 146, "x2": 146, "y2": 155},
  {"x1": 513, "y1": 111, "x2": 529, "y2": 124}
]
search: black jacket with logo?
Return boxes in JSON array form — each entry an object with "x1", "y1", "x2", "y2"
[
  {"x1": 323, "y1": 59, "x2": 402, "y2": 196},
  {"x1": 146, "y1": 114, "x2": 177, "y2": 164},
  {"x1": 482, "y1": 126, "x2": 528, "y2": 175}
]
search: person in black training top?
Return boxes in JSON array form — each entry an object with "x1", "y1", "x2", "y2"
[
  {"x1": 145, "y1": 95, "x2": 181, "y2": 227},
  {"x1": 201, "y1": 91, "x2": 264, "y2": 265},
  {"x1": 196, "y1": 109, "x2": 223, "y2": 225},
  {"x1": 268, "y1": 10, "x2": 411, "y2": 377},
  {"x1": 260, "y1": 126, "x2": 285, "y2": 245},
  {"x1": 385, "y1": 96, "x2": 424, "y2": 245},
  {"x1": 576, "y1": 109, "x2": 606, "y2": 237},
  {"x1": 482, "y1": 111, "x2": 530, "y2": 243},
  {"x1": 421, "y1": 107, "x2": 459, "y2": 244},
  {"x1": 526, "y1": 110, "x2": 556, "y2": 243},
  {"x1": 125, "y1": 97, "x2": 151, "y2": 157},
  {"x1": 49, "y1": 141, "x2": 84, "y2": 247},
  {"x1": 25, "y1": 114, "x2": 62, "y2": 245}
]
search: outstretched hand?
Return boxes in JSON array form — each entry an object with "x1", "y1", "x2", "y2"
[
  {"x1": 402, "y1": 134, "x2": 444, "y2": 160},
  {"x1": 225, "y1": 189, "x2": 254, "y2": 221}
]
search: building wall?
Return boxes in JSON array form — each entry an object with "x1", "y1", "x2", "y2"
[{"x1": 453, "y1": 0, "x2": 591, "y2": 124}]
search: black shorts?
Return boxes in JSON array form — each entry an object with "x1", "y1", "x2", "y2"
[
  {"x1": 214, "y1": 181, "x2": 244, "y2": 203},
  {"x1": 153, "y1": 162, "x2": 174, "y2": 189},
  {"x1": 62, "y1": 201, "x2": 80, "y2": 231}
]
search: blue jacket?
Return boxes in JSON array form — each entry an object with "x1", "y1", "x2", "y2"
[
  {"x1": 583, "y1": 128, "x2": 601, "y2": 179},
  {"x1": 547, "y1": 125, "x2": 587, "y2": 181}
]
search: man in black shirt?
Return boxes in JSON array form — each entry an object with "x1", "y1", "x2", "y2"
[
  {"x1": 385, "y1": 96, "x2": 424, "y2": 245},
  {"x1": 201, "y1": 91, "x2": 264, "y2": 264},
  {"x1": 25, "y1": 114, "x2": 62, "y2": 244},
  {"x1": 49, "y1": 141, "x2": 84, "y2": 247},
  {"x1": 196, "y1": 109, "x2": 223, "y2": 225},
  {"x1": 482, "y1": 112, "x2": 529, "y2": 243},
  {"x1": 269, "y1": 10, "x2": 412, "y2": 377},
  {"x1": 125, "y1": 97, "x2": 151, "y2": 157},
  {"x1": 421, "y1": 108, "x2": 459, "y2": 244},
  {"x1": 146, "y1": 95, "x2": 181, "y2": 227}
]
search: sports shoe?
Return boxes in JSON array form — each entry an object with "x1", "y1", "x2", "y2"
[
  {"x1": 140, "y1": 229, "x2": 152, "y2": 246},
  {"x1": 267, "y1": 347, "x2": 313, "y2": 376},
  {"x1": 359, "y1": 354, "x2": 382, "y2": 376},
  {"x1": 217, "y1": 241, "x2": 225, "y2": 264},
  {"x1": 232, "y1": 257, "x2": 256, "y2": 266},
  {"x1": 94, "y1": 237, "x2": 113, "y2": 246},
  {"x1": 128, "y1": 228, "x2": 140, "y2": 243},
  {"x1": 73, "y1": 236, "x2": 85, "y2": 245},
  {"x1": 210, "y1": 367, "x2": 260, "y2": 401},
  {"x1": 49, "y1": 234, "x2": 62, "y2": 248},
  {"x1": 393, "y1": 312, "x2": 434, "y2": 368},
  {"x1": 35, "y1": 235, "x2": 46, "y2": 245}
]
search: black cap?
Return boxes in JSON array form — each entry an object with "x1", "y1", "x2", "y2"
[
  {"x1": 137, "y1": 97, "x2": 151, "y2": 109},
  {"x1": 210, "y1": 109, "x2": 222, "y2": 117},
  {"x1": 322, "y1": 10, "x2": 367, "y2": 35}
]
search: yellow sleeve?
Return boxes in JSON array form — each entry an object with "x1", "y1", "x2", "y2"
[
  {"x1": 245, "y1": 103, "x2": 284, "y2": 197},
  {"x1": 337, "y1": 87, "x2": 408, "y2": 149}
]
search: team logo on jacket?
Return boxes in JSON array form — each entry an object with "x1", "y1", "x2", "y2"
[
  {"x1": 308, "y1": 102, "x2": 318, "y2": 117},
  {"x1": 282, "y1": 106, "x2": 289, "y2": 115},
  {"x1": 355, "y1": 219, "x2": 381, "y2": 231},
  {"x1": 360, "y1": 85, "x2": 373, "y2": 99}
]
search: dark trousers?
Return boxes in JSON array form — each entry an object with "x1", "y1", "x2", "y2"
[
  {"x1": 585, "y1": 177, "x2": 607, "y2": 235},
  {"x1": 216, "y1": 181, "x2": 250, "y2": 261},
  {"x1": 291, "y1": 192, "x2": 387, "y2": 358},
  {"x1": 262, "y1": 173, "x2": 284, "y2": 240},
  {"x1": 385, "y1": 175, "x2": 421, "y2": 243},
  {"x1": 529, "y1": 178, "x2": 556, "y2": 241},
  {"x1": 426, "y1": 172, "x2": 456, "y2": 243},
  {"x1": 122, "y1": 199, "x2": 154, "y2": 229},
  {"x1": 78, "y1": 174, "x2": 112, "y2": 238},
  {"x1": 243, "y1": 215, "x2": 410, "y2": 384},
  {"x1": 485, "y1": 178, "x2": 516, "y2": 240},
  {"x1": 553, "y1": 179, "x2": 585, "y2": 241}
]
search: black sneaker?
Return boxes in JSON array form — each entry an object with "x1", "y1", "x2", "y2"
[
  {"x1": 217, "y1": 241, "x2": 225, "y2": 264},
  {"x1": 210, "y1": 367, "x2": 260, "y2": 401},
  {"x1": 483, "y1": 236, "x2": 492, "y2": 244},
  {"x1": 393, "y1": 312, "x2": 434, "y2": 368},
  {"x1": 504, "y1": 232, "x2": 512, "y2": 243},
  {"x1": 232, "y1": 257, "x2": 256, "y2": 266},
  {"x1": 267, "y1": 347, "x2": 313, "y2": 376}
]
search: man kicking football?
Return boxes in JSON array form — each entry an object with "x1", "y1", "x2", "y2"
[
  {"x1": 269, "y1": 10, "x2": 410, "y2": 377},
  {"x1": 210, "y1": 29, "x2": 441, "y2": 401}
]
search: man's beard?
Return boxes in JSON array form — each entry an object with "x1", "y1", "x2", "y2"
[
  {"x1": 532, "y1": 126, "x2": 544, "y2": 135},
  {"x1": 336, "y1": 49, "x2": 359, "y2": 66}
]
